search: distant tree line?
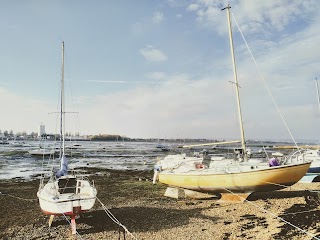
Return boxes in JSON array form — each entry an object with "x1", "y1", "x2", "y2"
[
  {"x1": 90, "y1": 134, "x2": 129, "y2": 141},
  {"x1": 0, "y1": 129, "x2": 38, "y2": 140}
]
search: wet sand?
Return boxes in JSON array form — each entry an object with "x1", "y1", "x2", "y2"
[{"x1": 0, "y1": 168, "x2": 319, "y2": 240}]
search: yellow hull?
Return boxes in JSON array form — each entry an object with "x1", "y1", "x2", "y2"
[{"x1": 159, "y1": 162, "x2": 311, "y2": 194}]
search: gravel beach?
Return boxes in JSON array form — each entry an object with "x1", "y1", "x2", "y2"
[{"x1": 0, "y1": 168, "x2": 319, "y2": 240}]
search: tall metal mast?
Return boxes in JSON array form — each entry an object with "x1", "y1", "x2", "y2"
[
  {"x1": 315, "y1": 78, "x2": 320, "y2": 117},
  {"x1": 60, "y1": 42, "x2": 65, "y2": 157},
  {"x1": 222, "y1": 5, "x2": 247, "y2": 161}
]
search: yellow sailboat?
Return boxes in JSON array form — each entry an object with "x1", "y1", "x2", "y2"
[{"x1": 153, "y1": 5, "x2": 311, "y2": 202}]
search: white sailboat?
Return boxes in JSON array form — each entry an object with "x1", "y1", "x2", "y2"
[
  {"x1": 153, "y1": 5, "x2": 311, "y2": 202},
  {"x1": 37, "y1": 42, "x2": 97, "y2": 234},
  {"x1": 29, "y1": 136, "x2": 57, "y2": 157}
]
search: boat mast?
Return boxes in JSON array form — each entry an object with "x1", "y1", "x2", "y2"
[
  {"x1": 60, "y1": 42, "x2": 65, "y2": 157},
  {"x1": 222, "y1": 5, "x2": 247, "y2": 161},
  {"x1": 315, "y1": 78, "x2": 320, "y2": 116}
]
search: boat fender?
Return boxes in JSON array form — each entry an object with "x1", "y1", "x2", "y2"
[
  {"x1": 154, "y1": 165, "x2": 161, "y2": 172},
  {"x1": 153, "y1": 171, "x2": 159, "y2": 184},
  {"x1": 153, "y1": 165, "x2": 161, "y2": 184},
  {"x1": 269, "y1": 157, "x2": 279, "y2": 167},
  {"x1": 195, "y1": 162, "x2": 205, "y2": 169}
]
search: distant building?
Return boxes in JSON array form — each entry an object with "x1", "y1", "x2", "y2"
[{"x1": 39, "y1": 123, "x2": 46, "y2": 137}]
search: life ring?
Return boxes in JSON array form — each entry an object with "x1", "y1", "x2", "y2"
[{"x1": 195, "y1": 163, "x2": 205, "y2": 169}]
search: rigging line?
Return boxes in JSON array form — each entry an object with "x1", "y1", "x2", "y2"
[
  {"x1": 280, "y1": 209, "x2": 320, "y2": 216},
  {"x1": 230, "y1": 11, "x2": 301, "y2": 153},
  {"x1": 96, "y1": 197, "x2": 137, "y2": 240},
  {"x1": 64, "y1": 53, "x2": 81, "y2": 138},
  {"x1": 315, "y1": 79, "x2": 320, "y2": 145},
  {"x1": 220, "y1": 187, "x2": 320, "y2": 240}
]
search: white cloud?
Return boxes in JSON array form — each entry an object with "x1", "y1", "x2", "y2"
[
  {"x1": 3, "y1": 1, "x2": 320, "y2": 142},
  {"x1": 139, "y1": 45, "x2": 168, "y2": 62},
  {"x1": 186, "y1": 4, "x2": 200, "y2": 12},
  {"x1": 152, "y1": 11, "x2": 164, "y2": 24},
  {"x1": 146, "y1": 72, "x2": 167, "y2": 80},
  {"x1": 186, "y1": 0, "x2": 318, "y2": 36},
  {"x1": 0, "y1": 87, "x2": 56, "y2": 134},
  {"x1": 77, "y1": 72, "x2": 242, "y2": 139}
]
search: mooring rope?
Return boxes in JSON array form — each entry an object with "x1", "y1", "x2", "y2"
[
  {"x1": 0, "y1": 191, "x2": 38, "y2": 202},
  {"x1": 56, "y1": 205, "x2": 83, "y2": 240},
  {"x1": 96, "y1": 197, "x2": 137, "y2": 240},
  {"x1": 219, "y1": 186, "x2": 320, "y2": 240}
]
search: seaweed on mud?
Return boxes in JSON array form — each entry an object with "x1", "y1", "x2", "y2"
[
  {"x1": 239, "y1": 214, "x2": 268, "y2": 232},
  {"x1": 273, "y1": 195, "x2": 320, "y2": 240}
]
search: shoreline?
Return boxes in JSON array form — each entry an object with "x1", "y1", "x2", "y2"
[{"x1": 0, "y1": 168, "x2": 319, "y2": 239}]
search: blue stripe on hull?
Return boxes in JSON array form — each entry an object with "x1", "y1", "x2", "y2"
[{"x1": 307, "y1": 167, "x2": 320, "y2": 173}]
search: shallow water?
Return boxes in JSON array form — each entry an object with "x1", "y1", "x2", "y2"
[
  {"x1": 0, "y1": 141, "x2": 169, "y2": 180},
  {"x1": 0, "y1": 139, "x2": 316, "y2": 180}
]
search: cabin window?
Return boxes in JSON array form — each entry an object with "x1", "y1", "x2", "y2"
[
  {"x1": 58, "y1": 178, "x2": 77, "y2": 194},
  {"x1": 77, "y1": 181, "x2": 81, "y2": 194}
]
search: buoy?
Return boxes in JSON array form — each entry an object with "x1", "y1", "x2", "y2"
[{"x1": 195, "y1": 163, "x2": 205, "y2": 169}]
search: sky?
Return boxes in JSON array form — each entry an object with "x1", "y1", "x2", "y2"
[{"x1": 0, "y1": 0, "x2": 320, "y2": 142}]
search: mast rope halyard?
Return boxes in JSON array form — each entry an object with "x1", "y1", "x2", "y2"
[
  {"x1": 315, "y1": 78, "x2": 320, "y2": 145},
  {"x1": 97, "y1": 197, "x2": 137, "y2": 240},
  {"x1": 230, "y1": 10, "x2": 301, "y2": 153}
]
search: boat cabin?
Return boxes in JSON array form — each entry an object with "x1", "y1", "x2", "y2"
[{"x1": 58, "y1": 176, "x2": 77, "y2": 194}]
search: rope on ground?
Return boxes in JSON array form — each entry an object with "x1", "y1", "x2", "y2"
[
  {"x1": 56, "y1": 205, "x2": 84, "y2": 240},
  {"x1": 97, "y1": 197, "x2": 137, "y2": 240},
  {"x1": 0, "y1": 192, "x2": 38, "y2": 202},
  {"x1": 219, "y1": 187, "x2": 320, "y2": 240}
]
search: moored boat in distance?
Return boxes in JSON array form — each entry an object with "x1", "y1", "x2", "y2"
[{"x1": 29, "y1": 148, "x2": 56, "y2": 157}]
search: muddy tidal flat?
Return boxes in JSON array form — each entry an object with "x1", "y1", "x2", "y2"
[{"x1": 0, "y1": 168, "x2": 320, "y2": 240}]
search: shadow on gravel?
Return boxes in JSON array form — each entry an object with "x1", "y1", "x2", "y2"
[
  {"x1": 247, "y1": 190, "x2": 315, "y2": 201},
  {"x1": 273, "y1": 192, "x2": 320, "y2": 239},
  {"x1": 51, "y1": 206, "x2": 221, "y2": 235}
]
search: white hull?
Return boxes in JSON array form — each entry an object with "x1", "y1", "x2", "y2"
[{"x1": 37, "y1": 177, "x2": 97, "y2": 215}]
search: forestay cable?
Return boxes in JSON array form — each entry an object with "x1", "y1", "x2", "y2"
[{"x1": 230, "y1": 10, "x2": 300, "y2": 152}]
